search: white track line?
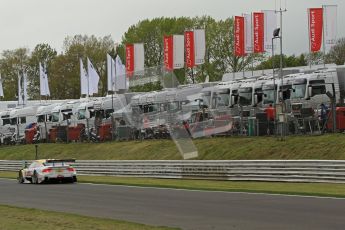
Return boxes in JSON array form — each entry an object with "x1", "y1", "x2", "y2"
[
  {"x1": 80, "y1": 182, "x2": 345, "y2": 200},
  {"x1": 1, "y1": 177, "x2": 344, "y2": 200}
]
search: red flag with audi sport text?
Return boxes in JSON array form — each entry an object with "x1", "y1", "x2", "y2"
[
  {"x1": 234, "y1": 16, "x2": 245, "y2": 56},
  {"x1": 185, "y1": 31, "x2": 195, "y2": 68},
  {"x1": 164, "y1": 35, "x2": 174, "y2": 71},
  {"x1": 125, "y1": 44, "x2": 134, "y2": 77},
  {"x1": 308, "y1": 8, "x2": 323, "y2": 52},
  {"x1": 253, "y1": 12, "x2": 264, "y2": 53}
]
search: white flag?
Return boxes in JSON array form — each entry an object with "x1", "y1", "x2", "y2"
[
  {"x1": 18, "y1": 72, "x2": 27, "y2": 105},
  {"x1": 194, "y1": 29, "x2": 206, "y2": 65},
  {"x1": 45, "y1": 65, "x2": 50, "y2": 96},
  {"x1": 107, "y1": 54, "x2": 116, "y2": 92},
  {"x1": 18, "y1": 73, "x2": 22, "y2": 104},
  {"x1": 87, "y1": 58, "x2": 100, "y2": 94},
  {"x1": 173, "y1": 35, "x2": 185, "y2": 69},
  {"x1": 39, "y1": 62, "x2": 50, "y2": 96},
  {"x1": 323, "y1": 5, "x2": 337, "y2": 52},
  {"x1": 23, "y1": 72, "x2": 28, "y2": 104},
  {"x1": 262, "y1": 10, "x2": 277, "y2": 51},
  {"x1": 80, "y1": 58, "x2": 88, "y2": 95},
  {"x1": 134, "y1": 43, "x2": 145, "y2": 74},
  {"x1": 0, "y1": 73, "x2": 4, "y2": 97},
  {"x1": 244, "y1": 13, "x2": 253, "y2": 54},
  {"x1": 115, "y1": 56, "x2": 127, "y2": 90}
]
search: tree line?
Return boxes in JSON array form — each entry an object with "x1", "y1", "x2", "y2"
[{"x1": 0, "y1": 16, "x2": 344, "y2": 100}]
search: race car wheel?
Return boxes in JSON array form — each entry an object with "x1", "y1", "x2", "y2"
[
  {"x1": 18, "y1": 171, "x2": 24, "y2": 184},
  {"x1": 32, "y1": 171, "x2": 39, "y2": 184}
]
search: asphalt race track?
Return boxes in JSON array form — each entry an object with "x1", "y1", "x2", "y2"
[{"x1": 0, "y1": 179, "x2": 344, "y2": 230}]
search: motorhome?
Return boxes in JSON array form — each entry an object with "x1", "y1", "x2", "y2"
[
  {"x1": 51, "y1": 99, "x2": 86, "y2": 126},
  {"x1": 8, "y1": 106, "x2": 39, "y2": 141},
  {"x1": 36, "y1": 103, "x2": 62, "y2": 141},
  {"x1": 0, "y1": 109, "x2": 14, "y2": 144},
  {"x1": 93, "y1": 95, "x2": 128, "y2": 121},
  {"x1": 76, "y1": 98, "x2": 100, "y2": 130}
]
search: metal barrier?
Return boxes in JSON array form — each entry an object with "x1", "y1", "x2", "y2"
[{"x1": 1, "y1": 160, "x2": 345, "y2": 183}]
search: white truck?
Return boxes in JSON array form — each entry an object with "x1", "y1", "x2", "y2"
[
  {"x1": 7, "y1": 106, "x2": 40, "y2": 142},
  {"x1": 36, "y1": 103, "x2": 62, "y2": 141},
  {"x1": 290, "y1": 67, "x2": 345, "y2": 108}
]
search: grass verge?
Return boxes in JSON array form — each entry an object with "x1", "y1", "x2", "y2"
[
  {"x1": 0, "y1": 204, "x2": 178, "y2": 230},
  {"x1": 1, "y1": 171, "x2": 345, "y2": 198},
  {"x1": 1, "y1": 134, "x2": 345, "y2": 160}
]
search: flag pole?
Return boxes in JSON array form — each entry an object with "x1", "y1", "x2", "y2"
[
  {"x1": 276, "y1": 3, "x2": 287, "y2": 90},
  {"x1": 251, "y1": 13, "x2": 254, "y2": 76},
  {"x1": 322, "y1": 5, "x2": 326, "y2": 67},
  {"x1": 308, "y1": 8, "x2": 312, "y2": 68},
  {"x1": 242, "y1": 56, "x2": 245, "y2": 78},
  {"x1": 39, "y1": 63, "x2": 41, "y2": 103},
  {"x1": 21, "y1": 71, "x2": 25, "y2": 107},
  {"x1": 87, "y1": 59, "x2": 90, "y2": 99}
]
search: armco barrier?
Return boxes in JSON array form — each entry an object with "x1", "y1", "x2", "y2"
[{"x1": 1, "y1": 160, "x2": 345, "y2": 183}]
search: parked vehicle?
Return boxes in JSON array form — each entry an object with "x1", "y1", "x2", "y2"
[
  {"x1": 8, "y1": 106, "x2": 40, "y2": 143},
  {"x1": 36, "y1": 103, "x2": 62, "y2": 141}
]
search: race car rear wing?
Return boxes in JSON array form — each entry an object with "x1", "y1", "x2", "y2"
[{"x1": 46, "y1": 159, "x2": 76, "y2": 166}]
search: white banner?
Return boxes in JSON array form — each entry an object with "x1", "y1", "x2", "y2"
[
  {"x1": 23, "y1": 72, "x2": 28, "y2": 104},
  {"x1": 107, "y1": 54, "x2": 116, "y2": 92},
  {"x1": 115, "y1": 56, "x2": 127, "y2": 90},
  {"x1": 18, "y1": 73, "x2": 22, "y2": 104},
  {"x1": 262, "y1": 10, "x2": 277, "y2": 51},
  {"x1": 0, "y1": 73, "x2": 3, "y2": 97},
  {"x1": 194, "y1": 29, "x2": 206, "y2": 65},
  {"x1": 134, "y1": 43, "x2": 145, "y2": 74},
  {"x1": 323, "y1": 5, "x2": 337, "y2": 52},
  {"x1": 173, "y1": 35, "x2": 185, "y2": 69},
  {"x1": 39, "y1": 63, "x2": 45, "y2": 95},
  {"x1": 87, "y1": 58, "x2": 100, "y2": 94},
  {"x1": 244, "y1": 13, "x2": 253, "y2": 54},
  {"x1": 39, "y1": 62, "x2": 50, "y2": 96},
  {"x1": 44, "y1": 65, "x2": 50, "y2": 96},
  {"x1": 80, "y1": 58, "x2": 88, "y2": 95}
]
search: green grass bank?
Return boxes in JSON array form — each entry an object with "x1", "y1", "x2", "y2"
[{"x1": 0, "y1": 134, "x2": 345, "y2": 160}]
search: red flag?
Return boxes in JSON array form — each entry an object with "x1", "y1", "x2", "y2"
[
  {"x1": 185, "y1": 31, "x2": 195, "y2": 68},
  {"x1": 234, "y1": 16, "x2": 245, "y2": 56},
  {"x1": 309, "y1": 8, "x2": 323, "y2": 52},
  {"x1": 253, "y1": 12, "x2": 264, "y2": 53},
  {"x1": 164, "y1": 35, "x2": 174, "y2": 71},
  {"x1": 125, "y1": 44, "x2": 134, "y2": 77}
]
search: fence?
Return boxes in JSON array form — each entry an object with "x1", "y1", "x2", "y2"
[{"x1": 1, "y1": 160, "x2": 345, "y2": 183}]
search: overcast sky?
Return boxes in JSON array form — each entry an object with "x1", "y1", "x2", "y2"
[{"x1": 0, "y1": 0, "x2": 343, "y2": 56}]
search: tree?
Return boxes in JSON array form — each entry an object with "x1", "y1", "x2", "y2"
[
  {"x1": 327, "y1": 38, "x2": 345, "y2": 65},
  {"x1": 255, "y1": 54, "x2": 307, "y2": 70},
  {"x1": 121, "y1": 16, "x2": 260, "y2": 85},
  {"x1": 27, "y1": 44, "x2": 57, "y2": 99},
  {"x1": 305, "y1": 51, "x2": 323, "y2": 66},
  {"x1": 62, "y1": 35, "x2": 114, "y2": 97},
  {"x1": 0, "y1": 48, "x2": 30, "y2": 100}
]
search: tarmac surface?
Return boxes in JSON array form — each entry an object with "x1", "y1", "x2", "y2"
[{"x1": 0, "y1": 178, "x2": 344, "y2": 230}]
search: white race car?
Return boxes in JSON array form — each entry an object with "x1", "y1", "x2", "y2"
[{"x1": 18, "y1": 159, "x2": 77, "y2": 184}]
